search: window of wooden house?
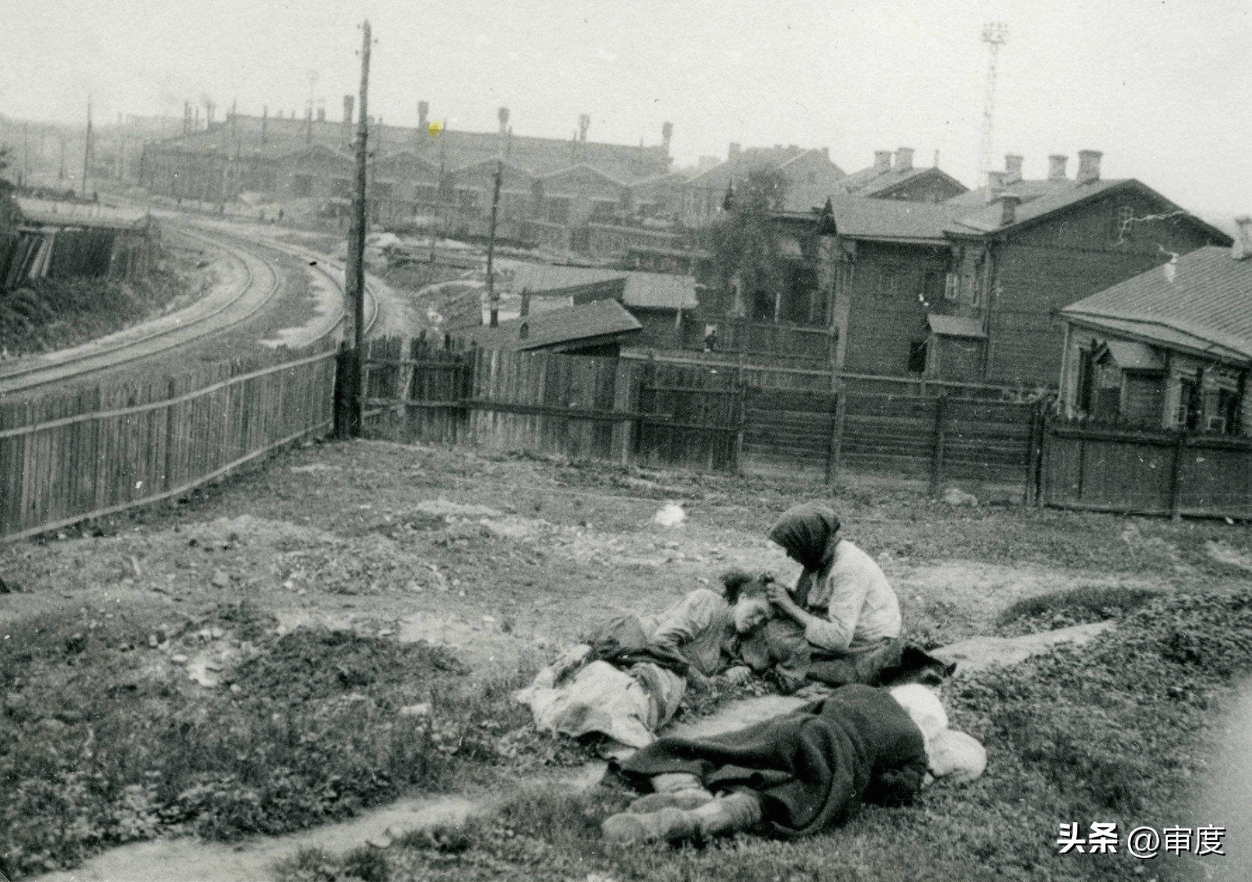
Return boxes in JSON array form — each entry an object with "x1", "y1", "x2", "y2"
[
  {"x1": 291, "y1": 174, "x2": 314, "y2": 198},
  {"x1": 1076, "y1": 347, "x2": 1095, "y2": 414},
  {"x1": 943, "y1": 272, "x2": 959, "y2": 301},
  {"x1": 1213, "y1": 386, "x2": 1241, "y2": 434},
  {"x1": 922, "y1": 270, "x2": 944, "y2": 305},
  {"x1": 1114, "y1": 205, "x2": 1134, "y2": 243},
  {"x1": 590, "y1": 200, "x2": 616, "y2": 224},
  {"x1": 908, "y1": 339, "x2": 928, "y2": 375},
  {"x1": 782, "y1": 260, "x2": 819, "y2": 324},
  {"x1": 751, "y1": 289, "x2": 776, "y2": 322},
  {"x1": 1176, "y1": 376, "x2": 1203, "y2": 430},
  {"x1": 877, "y1": 267, "x2": 900, "y2": 299},
  {"x1": 546, "y1": 197, "x2": 571, "y2": 225}
]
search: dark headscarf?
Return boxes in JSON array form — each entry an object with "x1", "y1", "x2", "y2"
[{"x1": 768, "y1": 503, "x2": 841, "y2": 608}]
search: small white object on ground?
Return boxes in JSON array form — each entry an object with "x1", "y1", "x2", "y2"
[
  {"x1": 942, "y1": 487, "x2": 978, "y2": 507},
  {"x1": 653, "y1": 502, "x2": 686, "y2": 527}
]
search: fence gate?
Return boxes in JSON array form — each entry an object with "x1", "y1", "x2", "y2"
[{"x1": 635, "y1": 362, "x2": 744, "y2": 473}]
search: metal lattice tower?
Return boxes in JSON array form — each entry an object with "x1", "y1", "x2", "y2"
[{"x1": 978, "y1": 22, "x2": 1009, "y2": 188}]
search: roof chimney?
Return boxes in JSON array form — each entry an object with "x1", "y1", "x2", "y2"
[
  {"x1": 498, "y1": 106, "x2": 510, "y2": 136},
  {"x1": 1077, "y1": 149, "x2": 1103, "y2": 184},
  {"x1": 873, "y1": 150, "x2": 892, "y2": 173},
  {"x1": 1233, "y1": 216, "x2": 1252, "y2": 260},
  {"x1": 662, "y1": 121, "x2": 673, "y2": 153},
  {"x1": 894, "y1": 147, "x2": 914, "y2": 171},
  {"x1": 316, "y1": 106, "x2": 326, "y2": 122},
  {"x1": 1048, "y1": 154, "x2": 1068, "y2": 181},
  {"x1": 342, "y1": 96, "x2": 354, "y2": 149},
  {"x1": 578, "y1": 113, "x2": 590, "y2": 142},
  {"x1": 261, "y1": 106, "x2": 268, "y2": 144},
  {"x1": 729, "y1": 142, "x2": 741, "y2": 161},
  {"x1": 418, "y1": 101, "x2": 429, "y2": 133},
  {"x1": 1004, "y1": 153, "x2": 1023, "y2": 184},
  {"x1": 996, "y1": 193, "x2": 1022, "y2": 227},
  {"x1": 986, "y1": 171, "x2": 1006, "y2": 197}
]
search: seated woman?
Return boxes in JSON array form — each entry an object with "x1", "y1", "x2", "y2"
[
  {"x1": 602, "y1": 683, "x2": 986, "y2": 844},
  {"x1": 515, "y1": 572, "x2": 776, "y2": 752},
  {"x1": 765, "y1": 502, "x2": 909, "y2": 687}
]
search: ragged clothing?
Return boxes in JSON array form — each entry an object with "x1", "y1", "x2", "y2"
[
  {"x1": 769, "y1": 504, "x2": 901, "y2": 654},
  {"x1": 516, "y1": 589, "x2": 737, "y2": 749},
  {"x1": 616, "y1": 684, "x2": 929, "y2": 839}
]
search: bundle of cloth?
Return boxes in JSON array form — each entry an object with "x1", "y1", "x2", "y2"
[{"x1": 602, "y1": 683, "x2": 986, "y2": 845}]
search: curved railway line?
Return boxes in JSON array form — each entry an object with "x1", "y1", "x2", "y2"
[{"x1": 0, "y1": 223, "x2": 376, "y2": 396}]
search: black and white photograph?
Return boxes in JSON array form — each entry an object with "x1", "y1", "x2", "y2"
[{"x1": 2, "y1": 1, "x2": 1250, "y2": 880}]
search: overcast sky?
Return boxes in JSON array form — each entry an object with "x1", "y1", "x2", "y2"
[{"x1": 2, "y1": 0, "x2": 1249, "y2": 215}]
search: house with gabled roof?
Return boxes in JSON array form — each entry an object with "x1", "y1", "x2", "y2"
[
  {"x1": 827, "y1": 147, "x2": 967, "y2": 204},
  {"x1": 1057, "y1": 222, "x2": 1252, "y2": 434},
  {"x1": 716, "y1": 150, "x2": 1231, "y2": 386},
  {"x1": 679, "y1": 143, "x2": 845, "y2": 229}
]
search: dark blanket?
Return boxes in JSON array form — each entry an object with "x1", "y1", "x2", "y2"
[{"x1": 616, "y1": 684, "x2": 928, "y2": 839}]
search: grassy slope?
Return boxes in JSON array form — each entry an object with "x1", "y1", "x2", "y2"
[
  {"x1": 283, "y1": 586, "x2": 1252, "y2": 882},
  {"x1": 4, "y1": 440, "x2": 1252, "y2": 880}
]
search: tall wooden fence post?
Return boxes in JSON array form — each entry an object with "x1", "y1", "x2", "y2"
[
  {"x1": 1167, "y1": 429, "x2": 1186, "y2": 521},
  {"x1": 733, "y1": 380, "x2": 746, "y2": 477},
  {"x1": 334, "y1": 341, "x2": 354, "y2": 440},
  {"x1": 1025, "y1": 399, "x2": 1045, "y2": 505},
  {"x1": 825, "y1": 381, "x2": 845, "y2": 486},
  {"x1": 1033, "y1": 404, "x2": 1048, "y2": 508},
  {"x1": 928, "y1": 393, "x2": 948, "y2": 498}
]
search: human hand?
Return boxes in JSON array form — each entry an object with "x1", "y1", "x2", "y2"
[{"x1": 766, "y1": 581, "x2": 794, "y2": 610}]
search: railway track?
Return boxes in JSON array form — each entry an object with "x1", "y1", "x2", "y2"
[{"x1": 0, "y1": 223, "x2": 375, "y2": 396}]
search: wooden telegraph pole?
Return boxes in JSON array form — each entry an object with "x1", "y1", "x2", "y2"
[
  {"x1": 486, "y1": 158, "x2": 504, "y2": 326},
  {"x1": 344, "y1": 19, "x2": 372, "y2": 437},
  {"x1": 81, "y1": 98, "x2": 93, "y2": 198}
]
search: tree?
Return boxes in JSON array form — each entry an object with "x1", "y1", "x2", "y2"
[{"x1": 705, "y1": 167, "x2": 792, "y2": 321}]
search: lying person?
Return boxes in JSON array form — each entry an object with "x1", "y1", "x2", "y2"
[
  {"x1": 602, "y1": 683, "x2": 986, "y2": 844},
  {"x1": 765, "y1": 502, "x2": 911, "y2": 687},
  {"x1": 515, "y1": 572, "x2": 776, "y2": 752}
]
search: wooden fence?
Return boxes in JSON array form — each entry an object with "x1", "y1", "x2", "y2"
[
  {"x1": 361, "y1": 335, "x2": 1042, "y2": 493},
  {"x1": 0, "y1": 344, "x2": 337, "y2": 540},
  {"x1": 1041, "y1": 421, "x2": 1252, "y2": 520}
]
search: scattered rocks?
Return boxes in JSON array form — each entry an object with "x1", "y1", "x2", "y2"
[
  {"x1": 211, "y1": 570, "x2": 230, "y2": 588},
  {"x1": 171, "y1": 654, "x2": 189, "y2": 664},
  {"x1": 399, "y1": 702, "x2": 432, "y2": 718},
  {"x1": 64, "y1": 633, "x2": 87, "y2": 655}
]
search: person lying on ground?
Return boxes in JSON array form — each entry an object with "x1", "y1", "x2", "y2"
[
  {"x1": 514, "y1": 572, "x2": 776, "y2": 752},
  {"x1": 765, "y1": 502, "x2": 910, "y2": 687},
  {"x1": 601, "y1": 683, "x2": 986, "y2": 845}
]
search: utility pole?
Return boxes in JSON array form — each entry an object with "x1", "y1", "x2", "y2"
[
  {"x1": 82, "y1": 97, "x2": 93, "y2": 198},
  {"x1": 344, "y1": 19, "x2": 371, "y2": 438},
  {"x1": 486, "y1": 159, "x2": 504, "y2": 327}
]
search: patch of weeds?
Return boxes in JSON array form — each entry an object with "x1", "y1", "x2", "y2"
[
  {"x1": 0, "y1": 603, "x2": 533, "y2": 879},
  {"x1": 995, "y1": 584, "x2": 1161, "y2": 636}
]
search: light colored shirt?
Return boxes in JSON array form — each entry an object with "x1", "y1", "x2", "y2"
[
  {"x1": 642, "y1": 588, "x2": 734, "y2": 676},
  {"x1": 800, "y1": 539, "x2": 901, "y2": 653}
]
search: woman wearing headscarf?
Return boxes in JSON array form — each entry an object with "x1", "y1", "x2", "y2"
[{"x1": 764, "y1": 502, "x2": 903, "y2": 686}]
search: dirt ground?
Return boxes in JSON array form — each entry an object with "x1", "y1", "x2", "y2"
[
  {"x1": 6, "y1": 436, "x2": 1249, "y2": 681},
  {"x1": 6, "y1": 438, "x2": 1252, "y2": 881}
]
